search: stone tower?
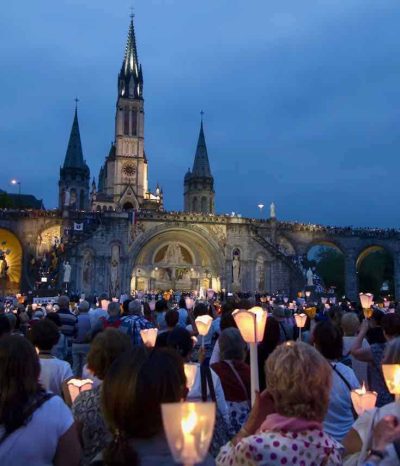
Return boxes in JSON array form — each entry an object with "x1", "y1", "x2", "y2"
[
  {"x1": 184, "y1": 119, "x2": 215, "y2": 213},
  {"x1": 58, "y1": 106, "x2": 90, "y2": 210},
  {"x1": 93, "y1": 16, "x2": 161, "y2": 211}
]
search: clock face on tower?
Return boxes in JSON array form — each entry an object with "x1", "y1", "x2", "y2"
[{"x1": 122, "y1": 163, "x2": 136, "y2": 177}]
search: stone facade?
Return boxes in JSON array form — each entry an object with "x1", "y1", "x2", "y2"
[{"x1": 1, "y1": 210, "x2": 400, "y2": 300}]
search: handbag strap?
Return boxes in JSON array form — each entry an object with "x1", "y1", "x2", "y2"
[
  {"x1": 0, "y1": 392, "x2": 54, "y2": 446},
  {"x1": 200, "y1": 365, "x2": 216, "y2": 402},
  {"x1": 331, "y1": 364, "x2": 358, "y2": 419},
  {"x1": 223, "y1": 360, "x2": 251, "y2": 408}
]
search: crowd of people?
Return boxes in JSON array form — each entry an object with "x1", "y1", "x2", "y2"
[{"x1": 0, "y1": 292, "x2": 400, "y2": 465}]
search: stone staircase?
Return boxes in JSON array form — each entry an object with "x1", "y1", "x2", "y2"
[{"x1": 249, "y1": 225, "x2": 304, "y2": 291}]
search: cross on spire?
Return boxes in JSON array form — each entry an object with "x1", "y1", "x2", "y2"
[
  {"x1": 130, "y1": 5, "x2": 135, "y2": 19},
  {"x1": 200, "y1": 110, "x2": 204, "y2": 122},
  {"x1": 74, "y1": 97, "x2": 79, "y2": 110}
]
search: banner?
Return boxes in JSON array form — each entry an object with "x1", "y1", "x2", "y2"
[{"x1": 74, "y1": 222, "x2": 84, "y2": 231}]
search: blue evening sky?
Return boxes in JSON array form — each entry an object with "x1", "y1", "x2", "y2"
[{"x1": 1, "y1": 0, "x2": 400, "y2": 227}]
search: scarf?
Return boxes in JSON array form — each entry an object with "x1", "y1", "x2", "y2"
[{"x1": 259, "y1": 413, "x2": 323, "y2": 433}]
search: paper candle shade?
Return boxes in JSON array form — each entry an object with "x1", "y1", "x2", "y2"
[
  {"x1": 350, "y1": 383, "x2": 377, "y2": 415},
  {"x1": 232, "y1": 307, "x2": 267, "y2": 343},
  {"x1": 363, "y1": 308, "x2": 373, "y2": 319},
  {"x1": 162, "y1": 402, "x2": 215, "y2": 466},
  {"x1": 184, "y1": 363, "x2": 198, "y2": 391},
  {"x1": 67, "y1": 378, "x2": 93, "y2": 403},
  {"x1": 206, "y1": 289, "x2": 215, "y2": 300},
  {"x1": 359, "y1": 293, "x2": 374, "y2": 310},
  {"x1": 382, "y1": 364, "x2": 400, "y2": 395},
  {"x1": 140, "y1": 328, "x2": 158, "y2": 347},
  {"x1": 185, "y1": 297, "x2": 194, "y2": 310},
  {"x1": 294, "y1": 313, "x2": 307, "y2": 328},
  {"x1": 304, "y1": 307, "x2": 317, "y2": 320},
  {"x1": 305, "y1": 291, "x2": 311, "y2": 298},
  {"x1": 321, "y1": 297, "x2": 328, "y2": 305},
  {"x1": 195, "y1": 315, "x2": 213, "y2": 336}
]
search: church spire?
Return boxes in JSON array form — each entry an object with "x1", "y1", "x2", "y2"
[
  {"x1": 192, "y1": 119, "x2": 212, "y2": 178},
  {"x1": 118, "y1": 15, "x2": 143, "y2": 99},
  {"x1": 63, "y1": 107, "x2": 85, "y2": 169}
]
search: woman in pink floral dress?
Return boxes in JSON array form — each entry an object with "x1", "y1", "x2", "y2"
[{"x1": 216, "y1": 341, "x2": 343, "y2": 466}]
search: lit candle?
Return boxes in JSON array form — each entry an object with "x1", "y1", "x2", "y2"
[
  {"x1": 195, "y1": 315, "x2": 213, "y2": 349},
  {"x1": 161, "y1": 402, "x2": 215, "y2": 466},
  {"x1": 351, "y1": 383, "x2": 377, "y2": 415},
  {"x1": 294, "y1": 313, "x2": 307, "y2": 342},
  {"x1": 382, "y1": 364, "x2": 400, "y2": 401},
  {"x1": 184, "y1": 363, "x2": 198, "y2": 391},
  {"x1": 233, "y1": 307, "x2": 267, "y2": 405},
  {"x1": 140, "y1": 328, "x2": 158, "y2": 347}
]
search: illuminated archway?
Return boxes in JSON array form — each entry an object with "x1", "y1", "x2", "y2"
[
  {"x1": 357, "y1": 245, "x2": 394, "y2": 296},
  {"x1": 305, "y1": 241, "x2": 345, "y2": 295},
  {"x1": 0, "y1": 229, "x2": 23, "y2": 295}
]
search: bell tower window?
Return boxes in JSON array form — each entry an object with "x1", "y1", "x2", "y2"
[
  {"x1": 131, "y1": 110, "x2": 137, "y2": 136},
  {"x1": 124, "y1": 110, "x2": 129, "y2": 135}
]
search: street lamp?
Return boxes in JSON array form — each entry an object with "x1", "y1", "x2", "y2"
[
  {"x1": 11, "y1": 179, "x2": 21, "y2": 195},
  {"x1": 257, "y1": 203, "x2": 264, "y2": 217}
]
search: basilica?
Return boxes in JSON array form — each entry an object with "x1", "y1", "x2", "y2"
[{"x1": 1, "y1": 17, "x2": 399, "y2": 300}]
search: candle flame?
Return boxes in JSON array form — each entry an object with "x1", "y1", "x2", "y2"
[{"x1": 181, "y1": 409, "x2": 198, "y2": 435}]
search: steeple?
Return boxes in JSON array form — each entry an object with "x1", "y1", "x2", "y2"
[
  {"x1": 63, "y1": 107, "x2": 85, "y2": 169},
  {"x1": 58, "y1": 105, "x2": 90, "y2": 210},
  {"x1": 118, "y1": 16, "x2": 143, "y2": 99},
  {"x1": 183, "y1": 116, "x2": 215, "y2": 214},
  {"x1": 192, "y1": 120, "x2": 212, "y2": 178}
]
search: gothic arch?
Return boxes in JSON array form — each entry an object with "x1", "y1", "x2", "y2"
[{"x1": 306, "y1": 239, "x2": 345, "y2": 256}]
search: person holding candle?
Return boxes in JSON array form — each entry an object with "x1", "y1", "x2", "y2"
[
  {"x1": 72, "y1": 329, "x2": 131, "y2": 466},
  {"x1": 341, "y1": 312, "x2": 370, "y2": 384},
  {"x1": 351, "y1": 313, "x2": 400, "y2": 407},
  {"x1": 313, "y1": 320, "x2": 360, "y2": 442},
  {"x1": 343, "y1": 337, "x2": 400, "y2": 465},
  {"x1": 216, "y1": 341, "x2": 343, "y2": 466},
  {"x1": 93, "y1": 346, "x2": 214, "y2": 466},
  {"x1": 211, "y1": 328, "x2": 251, "y2": 436}
]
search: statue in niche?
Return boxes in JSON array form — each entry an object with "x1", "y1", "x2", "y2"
[
  {"x1": 164, "y1": 242, "x2": 185, "y2": 264},
  {"x1": 306, "y1": 267, "x2": 314, "y2": 286},
  {"x1": 63, "y1": 261, "x2": 72, "y2": 285},
  {"x1": 232, "y1": 251, "x2": 241, "y2": 285},
  {"x1": 64, "y1": 189, "x2": 71, "y2": 207},
  {"x1": 110, "y1": 245, "x2": 120, "y2": 298},
  {"x1": 82, "y1": 251, "x2": 92, "y2": 290},
  {"x1": 255, "y1": 257, "x2": 265, "y2": 292}
]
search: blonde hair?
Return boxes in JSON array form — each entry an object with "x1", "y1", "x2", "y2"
[
  {"x1": 341, "y1": 312, "x2": 360, "y2": 336},
  {"x1": 265, "y1": 341, "x2": 331, "y2": 421}
]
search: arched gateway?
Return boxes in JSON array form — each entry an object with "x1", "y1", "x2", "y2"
[{"x1": 128, "y1": 225, "x2": 224, "y2": 292}]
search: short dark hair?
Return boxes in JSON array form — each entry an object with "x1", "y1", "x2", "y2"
[
  {"x1": 165, "y1": 309, "x2": 179, "y2": 328},
  {"x1": 382, "y1": 313, "x2": 400, "y2": 338},
  {"x1": 0, "y1": 315, "x2": 11, "y2": 338},
  {"x1": 29, "y1": 319, "x2": 60, "y2": 350},
  {"x1": 167, "y1": 327, "x2": 193, "y2": 358},
  {"x1": 313, "y1": 320, "x2": 343, "y2": 360},
  {"x1": 155, "y1": 299, "x2": 168, "y2": 313}
]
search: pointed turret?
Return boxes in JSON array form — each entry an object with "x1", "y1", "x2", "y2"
[
  {"x1": 63, "y1": 108, "x2": 85, "y2": 169},
  {"x1": 58, "y1": 105, "x2": 90, "y2": 210},
  {"x1": 192, "y1": 121, "x2": 212, "y2": 178},
  {"x1": 184, "y1": 117, "x2": 215, "y2": 214},
  {"x1": 118, "y1": 16, "x2": 143, "y2": 99}
]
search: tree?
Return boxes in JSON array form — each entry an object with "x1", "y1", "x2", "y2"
[
  {"x1": 358, "y1": 250, "x2": 394, "y2": 296},
  {"x1": 314, "y1": 247, "x2": 345, "y2": 296},
  {"x1": 0, "y1": 192, "x2": 12, "y2": 209}
]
